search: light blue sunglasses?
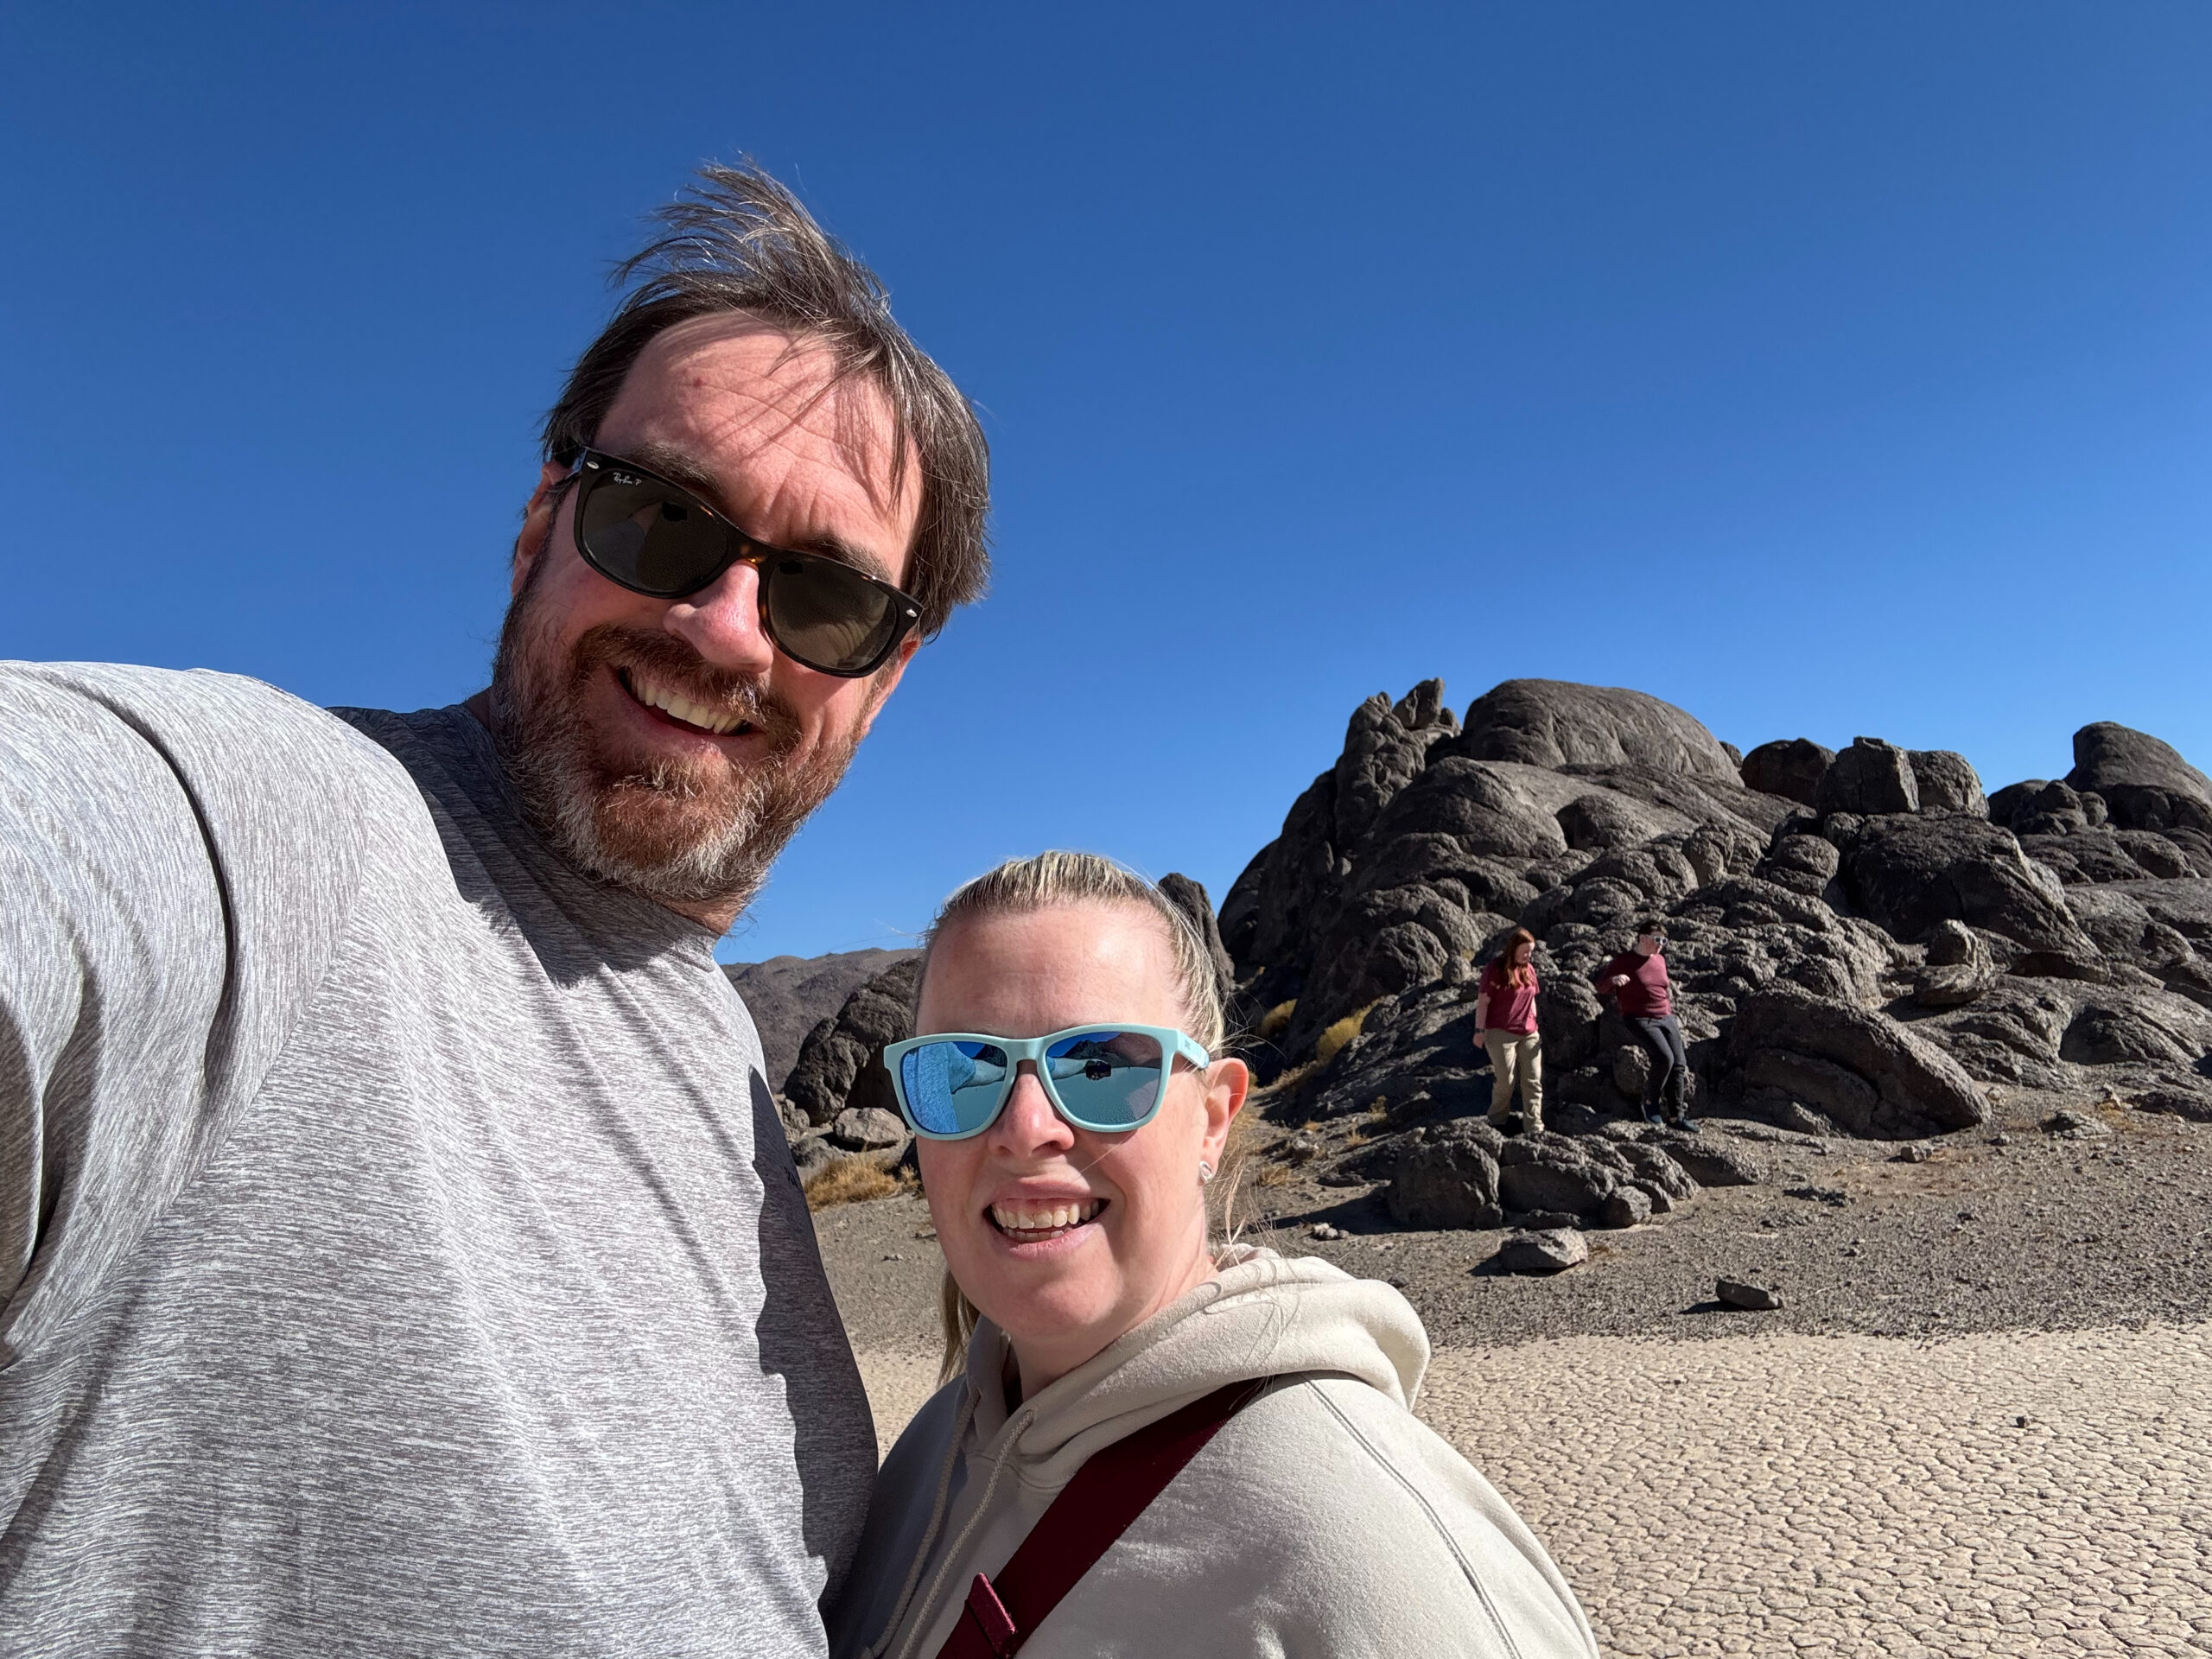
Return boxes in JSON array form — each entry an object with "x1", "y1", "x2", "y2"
[{"x1": 881, "y1": 1024, "x2": 1211, "y2": 1141}]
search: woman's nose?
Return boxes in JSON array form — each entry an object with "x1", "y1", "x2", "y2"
[{"x1": 988, "y1": 1066, "x2": 1073, "y2": 1155}]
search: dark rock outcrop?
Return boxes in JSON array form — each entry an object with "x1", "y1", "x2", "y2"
[
  {"x1": 1458, "y1": 680, "x2": 1740, "y2": 781},
  {"x1": 1817, "y1": 739, "x2": 1920, "y2": 817},
  {"x1": 724, "y1": 946, "x2": 918, "y2": 1092},
  {"x1": 1840, "y1": 816, "x2": 2094, "y2": 960},
  {"x1": 2065, "y1": 722, "x2": 2212, "y2": 836},
  {"x1": 1725, "y1": 986, "x2": 1988, "y2": 1138},
  {"x1": 1740, "y1": 739, "x2": 1834, "y2": 807},
  {"x1": 1908, "y1": 750, "x2": 1988, "y2": 817},
  {"x1": 785, "y1": 958, "x2": 922, "y2": 1126}
]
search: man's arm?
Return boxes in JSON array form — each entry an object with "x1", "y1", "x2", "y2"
[{"x1": 0, "y1": 664, "x2": 371, "y2": 1366}]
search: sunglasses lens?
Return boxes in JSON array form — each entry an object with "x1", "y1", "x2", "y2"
[
  {"x1": 1044, "y1": 1030, "x2": 1166, "y2": 1131},
  {"x1": 764, "y1": 556, "x2": 902, "y2": 675},
  {"x1": 899, "y1": 1039, "x2": 1011, "y2": 1136},
  {"x1": 578, "y1": 471, "x2": 730, "y2": 596}
]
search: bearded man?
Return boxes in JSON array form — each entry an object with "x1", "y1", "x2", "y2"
[{"x1": 0, "y1": 164, "x2": 988, "y2": 1656}]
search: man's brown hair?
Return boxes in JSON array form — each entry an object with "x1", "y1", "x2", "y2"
[{"x1": 542, "y1": 161, "x2": 990, "y2": 637}]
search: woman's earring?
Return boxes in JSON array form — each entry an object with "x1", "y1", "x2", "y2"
[{"x1": 1198, "y1": 1160, "x2": 1216, "y2": 1185}]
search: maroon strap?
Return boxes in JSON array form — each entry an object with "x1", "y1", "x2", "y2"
[{"x1": 931, "y1": 1377, "x2": 1270, "y2": 1659}]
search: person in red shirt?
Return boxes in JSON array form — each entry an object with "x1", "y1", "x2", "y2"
[
  {"x1": 1592, "y1": 921, "x2": 1695, "y2": 1130},
  {"x1": 1475, "y1": 927, "x2": 1543, "y2": 1133}
]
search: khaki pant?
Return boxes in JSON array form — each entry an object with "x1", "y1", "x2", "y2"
[{"x1": 1484, "y1": 1029, "x2": 1543, "y2": 1127}]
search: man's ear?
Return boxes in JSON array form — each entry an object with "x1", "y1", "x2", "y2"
[{"x1": 511, "y1": 461, "x2": 572, "y2": 599}]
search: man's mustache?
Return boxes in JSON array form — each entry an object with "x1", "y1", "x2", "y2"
[{"x1": 571, "y1": 624, "x2": 803, "y2": 753}]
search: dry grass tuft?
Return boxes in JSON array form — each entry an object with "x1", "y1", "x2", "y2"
[
  {"x1": 1253, "y1": 1059, "x2": 1321, "y2": 1102},
  {"x1": 1254, "y1": 1162, "x2": 1294, "y2": 1188},
  {"x1": 1257, "y1": 999, "x2": 1298, "y2": 1039},
  {"x1": 804, "y1": 1158, "x2": 914, "y2": 1212},
  {"x1": 1315, "y1": 1001, "x2": 1378, "y2": 1067}
]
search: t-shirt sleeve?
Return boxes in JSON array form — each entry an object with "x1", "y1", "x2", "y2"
[{"x1": 0, "y1": 664, "x2": 371, "y2": 1365}]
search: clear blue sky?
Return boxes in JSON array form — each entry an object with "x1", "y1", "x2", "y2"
[{"x1": 6, "y1": 3, "x2": 2209, "y2": 963}]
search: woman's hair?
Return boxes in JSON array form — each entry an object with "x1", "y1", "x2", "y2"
[
  {"x1": 913, "y1": 851, "x2": 1237, "y2": 1381},
  {"x1": 1491, "y1": 927, "x2": 1537, "y2": 990}
]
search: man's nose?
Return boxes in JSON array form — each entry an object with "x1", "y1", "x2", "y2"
[
  {"x1": 988, "y1": 1066, "x2": 1074, "y2": 1157},
  {"x1": 661, "y1": 556, "x2": 778, "y2": 675}
]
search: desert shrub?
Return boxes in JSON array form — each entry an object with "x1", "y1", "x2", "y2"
[
  {"x1": 1257, "y1": 1000, "x2": 1297, "y2": 1039},
  {"x1": 1315, "y1": 1001, "x2": 1377, "y2": 1067},
  {"x1": 804, "y1": 1158, "x2": 912, "y2": 1211}
]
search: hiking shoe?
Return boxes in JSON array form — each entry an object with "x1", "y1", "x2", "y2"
[{"x1": 1641, "y1": 1106, "x2": 1665, "y2": 1126}]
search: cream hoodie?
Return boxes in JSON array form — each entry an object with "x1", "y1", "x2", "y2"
[{"x1": 830, "y1": 1250, "x2": 1600, "y2": 1659}]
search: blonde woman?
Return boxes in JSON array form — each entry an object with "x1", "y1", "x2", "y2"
[
  {"x1": 829, "y1": 853, "x2": 1598, "y2": 1659},
  {"x1": 1476, "y1": 927, "x2": 1543, "y2": 1133}
]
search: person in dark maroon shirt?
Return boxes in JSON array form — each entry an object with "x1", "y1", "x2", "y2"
[{"x1": 1592, "y1": 922, "x2": 1696, "y2": 1130}]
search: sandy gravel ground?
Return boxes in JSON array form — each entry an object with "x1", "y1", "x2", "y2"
[
  {"x1": 849, "y1": 1325, "x2": 2212, "y2": 1656},
  {"x1": 817, "y1": 1105, "x2": 2212, "y2": 1655}
]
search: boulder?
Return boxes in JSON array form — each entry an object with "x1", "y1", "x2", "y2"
[
  {"x1": 1913, "y1": 919, "x2": 1999, "y2": 1008},
  {"x1": 1612, "y1": 1042, "x2": 1653, "y2": 1100},
  {"x1": 1740, "y1": 739, "x2": 1835, "y2": 808},
  {"x1": 2065, "y1": 722, "x2": 2212, "y2": 836},
  {"x1": 1726, "y1": 986, "x2": 1989, "y2": 1138},
  {"x1": 1816, "y1": 738, "x2": 1920, "y2": 817},
  {"x1": 1600, "y1": 1186, "x2": 1653, "y2": 1228},
  {"x1": 1752, "y1": 832, "x2": 1842, "y2": 899},
  {"x1": 1908, "y1": 750, "x2": 1988, "y2": 817},
  {"x1": 2057, "y1": 992, "x2": 2212, "y2": 1068},
  {"x1": 785, "y1": 957, "x2": 922, "y2": 1125},
  {"x1": 829, "y1": 1106, "x2": 910, "y2": 1153},
  {"x1": 2008, "y1": 779, "x2": 2091, "y2": 837},
  {"x1": 1496, "y1": 1229, "x2": 1588, "y2": 1274},
  {"x1": 1387, "y1": 1122, "x2": 1505, "y2": 1230},
  {"x1": 1717, "y1": 1279, "x2": 1786, "y2": 1311},
  {"x1": 1915, "y1": 980, "x2": 2074, "y2": 1085},
  {"x1": 1459, "y1": 680, "x2": 1741, "y2": 782},
  {"x1": 1558, "y1": 791, "x2": 1662, "y2": 852},
  {"x1": 1608, "y1": 1141, "x2": 1699, "y2": 1211},
  {"x1": 1649, "y1": 1132, "x2": 1769, "y2": 1187},
  {"x1": 1335, "y1": 687, "x2": 1446, "y2": 847},
  {"x1": 1495, "y1": 1134, "x2": 1620, "y2": 1218},
  {"x1": 1986, "y1": 780, "x2": 2047, "y2": 829},
  {"x1": 1840, "y1": 816, "x2": 2095, "y2": 958},
  {"x1": 789, "y1": 1133, "x2": 841, "y2": 1183}
]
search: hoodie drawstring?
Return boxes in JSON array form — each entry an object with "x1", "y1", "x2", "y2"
[
  {"x1": 886, "y1": 1396, "x2": 1037, "y2": 1659},
  {"x1": 859, "y1": 1388, "x2": 976, "y2": 1659}
]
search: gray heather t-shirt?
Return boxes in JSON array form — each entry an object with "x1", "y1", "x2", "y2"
[{"x1": 0, "y1": 662, "x2": 874, "y2": 1656}]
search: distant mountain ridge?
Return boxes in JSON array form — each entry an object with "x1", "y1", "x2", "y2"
[{"x1": 722, "y1": 947, "x2": 918, "y2": 1094}]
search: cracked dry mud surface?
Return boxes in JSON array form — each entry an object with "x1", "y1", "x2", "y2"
[{"x1": 816, "y1": 1103, "x2": 2212, "y2": 1656}]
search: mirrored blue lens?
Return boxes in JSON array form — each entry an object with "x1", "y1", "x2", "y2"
[
  {"x1": 900, "y1": 1040, "x2": 1010, "y2": 1135},
  {"x1": 1044, "y1": 1030, "x2": 1166, "y2": 1130}
]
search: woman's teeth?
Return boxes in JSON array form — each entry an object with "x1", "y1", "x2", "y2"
[
  {"x1": 990, "y1": 1199, "x2": 1103, "y2": 1239},
  {"x1": 622, "y1": 670, "x2": 749, "y2": 735}
]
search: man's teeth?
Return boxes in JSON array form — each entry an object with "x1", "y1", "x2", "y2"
[
  {"x1": 991, "y1": 1199, "x2": 1103, "y2": 1236},
  {"x1": 626, "y1": 671, "x2": 747, "y2": 735}
]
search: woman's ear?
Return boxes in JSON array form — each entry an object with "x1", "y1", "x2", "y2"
[{"x1": 1197, "y1": 1058, "x2": 1249, "y2": 1170}]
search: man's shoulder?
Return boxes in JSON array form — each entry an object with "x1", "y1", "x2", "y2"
[{"x1": 1, "y1": 661, "x2": 418, "y2": 806}]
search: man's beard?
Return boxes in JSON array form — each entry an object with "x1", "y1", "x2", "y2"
[{"x1": 487, "y1": 577, "x2": 867, "y2": 916}]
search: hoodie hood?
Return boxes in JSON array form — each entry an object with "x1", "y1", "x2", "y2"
[{"x1": 959, "y1": 1248, "x2": 1430, "y2": 1485}]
